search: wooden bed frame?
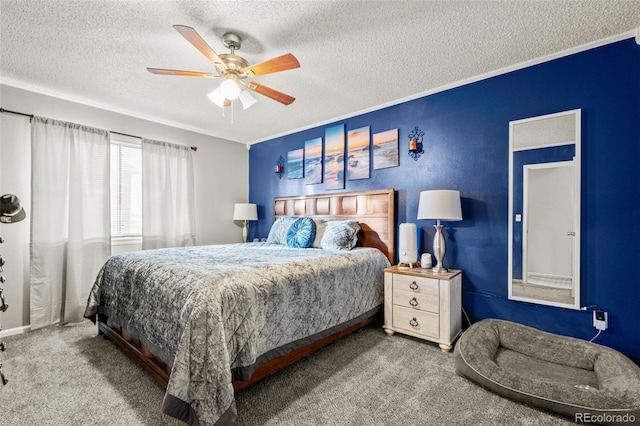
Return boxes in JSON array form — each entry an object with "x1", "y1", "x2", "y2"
[{"x1": 97, "y1": 188, "x2": 395, "y2": 392}]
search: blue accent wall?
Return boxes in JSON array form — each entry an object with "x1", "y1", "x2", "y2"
[{"x1": 249, "y1": 39, "x2": 640, "y2": 363}]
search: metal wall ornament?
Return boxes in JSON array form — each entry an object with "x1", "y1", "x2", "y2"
[
  {"x1": 408, "y1": 126, "x2": 424, "y2": 161},
  {"x1": 274, "y1": 155, "x2": 285, "y2": 179}
]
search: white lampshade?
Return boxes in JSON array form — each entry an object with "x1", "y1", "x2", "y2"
[
  {"x1": 207, "y1": 87, "x2": 226, "y2": 108},
  {"x1": 417, "y1": 190, "x2": 462, "y2": 221},
  {"x1": 238, "y1": 90, "x2": 257, "y2": 110},
  {"x1": 220, "y1": 79, "x2": 240, "y2": 100},
  {"x1": 233, "y1": 203, "x2": 258, "y2": 221}
]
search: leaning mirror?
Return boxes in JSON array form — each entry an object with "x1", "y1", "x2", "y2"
[{"x1": 508, "y1": 109, "x2": 581, "y2": 309}]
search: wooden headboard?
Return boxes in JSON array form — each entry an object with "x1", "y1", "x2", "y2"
[{"x1": 274, "y1": 188, "x2": 395, "y2": 263}]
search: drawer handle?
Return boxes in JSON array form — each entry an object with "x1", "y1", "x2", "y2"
[
  {"x1": 409, "y1": 317, "x2": 419, "y2": 328},
  {"x1": 409, "y1": 297, "x2": 419, "y2": 307},
  {"x1": 409, "y1": 281, "x2": 419, "y2": 291}
]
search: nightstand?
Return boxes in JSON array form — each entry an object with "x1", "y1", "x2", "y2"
[{"x1": 383, "y1": 265, "x2": 462, "y2": 352}]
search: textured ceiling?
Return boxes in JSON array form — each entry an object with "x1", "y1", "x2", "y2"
[{"x1": 1, "y1": 1, "x2": 639, "y2": 144}]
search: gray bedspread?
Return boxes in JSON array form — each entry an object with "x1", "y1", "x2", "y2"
[{"x1": 84, "y1": 242, "x2": 389, "y2": 425}]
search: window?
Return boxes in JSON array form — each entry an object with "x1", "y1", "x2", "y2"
[{"x1": 110, "y1": 136, "x2": 142, "y2": 237}]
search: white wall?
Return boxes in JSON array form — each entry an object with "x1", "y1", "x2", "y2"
[{"x1": 0, "y1": 84, "x2": 249, "y2": 334}]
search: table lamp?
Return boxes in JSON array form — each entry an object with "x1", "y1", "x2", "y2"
[
  {"x1": 417, "y1": 190, "x2": 462, "y2": 273},
  {"x1": 233, "y1": 203, "x2": 258, "y2": 243}
]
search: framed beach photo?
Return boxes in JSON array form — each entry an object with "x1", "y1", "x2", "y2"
[
  {"x1": 373, "y1": 128, "x2": 399, "y2": 170},
  {"x1": 347, "y1": 126, "x2": 370, "y2": 180},
  {"x1": 287, "y1": 148, "x2": 304, "y2": 179},
  {"x1": 304, "y1": 137, "x2": 323, "y2": 184},
  {"x1": 324, "y1": 124, "x2": 345, "y2": 190}
]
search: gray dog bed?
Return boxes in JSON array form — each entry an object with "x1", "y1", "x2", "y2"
[{"x1": 454, "y1": 319, "x2": 640, "y2": 424}]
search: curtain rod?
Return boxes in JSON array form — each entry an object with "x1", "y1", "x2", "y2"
[{"x1": 0, "y1": 107, "x2": 197, "y2": 152}]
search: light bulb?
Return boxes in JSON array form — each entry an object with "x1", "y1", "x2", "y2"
[{"x1": 220, "y1": 79, "x2": 240, "y2": 100}]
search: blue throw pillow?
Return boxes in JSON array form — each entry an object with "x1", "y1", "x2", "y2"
[{"x1": 286, "y1": 217, "x2": 317, "y2": 248}]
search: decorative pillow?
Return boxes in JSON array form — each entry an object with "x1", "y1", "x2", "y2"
[
  {"x1": 266, "y1": 217, "x2": 297, "y2": 245},
  {"x1": 320, "y1": 220, "x2": 361, "y2": 250},
  {"x1": 286, "y1": 217, "x2": 317, "y2": 248},
  {"x1": 311, "y1": 219, "x2": 328, "y2": 248}
]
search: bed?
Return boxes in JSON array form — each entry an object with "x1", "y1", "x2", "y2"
[{"x1": 84, "y1": 188, "x2": 395, "y2": 426}]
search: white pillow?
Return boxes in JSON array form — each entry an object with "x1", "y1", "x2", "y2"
[
  {"x1": 266, "y1": 217, "x2": 297, "y2": 245},
  {"x1": 312, "y1": 219, "x2": 328, "y2": 248},
  {"x1": 320, "y1": 220, "x2": 361, "y2": 250}
]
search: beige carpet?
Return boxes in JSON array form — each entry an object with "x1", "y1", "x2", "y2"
[{"x1": 0, "y1": 320, "x2": 572, "y2": 425}]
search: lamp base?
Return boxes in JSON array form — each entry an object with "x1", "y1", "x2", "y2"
[
  {"x1": 432, "y1": 222, "x2": 447, "y2": 273},
  {"x1": 242, "y1": 221, "x2": 249, "y2": 243}
]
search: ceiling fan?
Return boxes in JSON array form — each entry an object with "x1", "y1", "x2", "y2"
[{"x1": 147, "y1": 25, "x2": 300, "y2": 109}]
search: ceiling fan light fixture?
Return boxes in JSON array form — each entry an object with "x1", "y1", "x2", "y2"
[
  {"x1": 239, "y1": 90, "x2": 257, "y2": 110},
  {"x1": 150, "y1": 25, "x2": 300, "y2": 108},
  {"x1": 207, "y1": 87, "x2": 226, "y2": 108},
  {"x1": 220, "y1": 78, "x2": 241, "y2": 100}
]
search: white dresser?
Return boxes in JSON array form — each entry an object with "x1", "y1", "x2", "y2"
[{"x1": 383, "y1": 265, "x2": 462, "y2": 352}]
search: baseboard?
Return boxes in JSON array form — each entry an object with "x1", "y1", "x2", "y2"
[
  {"x1": 526, "y1": 272, "x2": 572, "y2": 289},
  {"x1": 0, "y1": 325, "x2": 30, "y2": 338}
]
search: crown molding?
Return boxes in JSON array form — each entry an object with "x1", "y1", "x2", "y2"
[
  {"x1": 1, "y1": 29, "x2": 635, "y2": 146},
  {"x1": 248, "y1": 31, "x2": 636, "y2": 145},
  {"x1": 0, "y1": 77, "x2": 242, "y2": 143}
]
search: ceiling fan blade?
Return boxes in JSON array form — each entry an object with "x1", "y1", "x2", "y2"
[
  {"x1": 147, "y1": 68, "x2": 216, "y2": 78},
  {"x1": 246, "y1": 82, "x2": 295, "y2": 105},
  {"x1": 173, "y1": 25, "x2": 226, "y2": 70},
  {"x1": 241, "y1": 53, "x2": 300, "y2": 77}
]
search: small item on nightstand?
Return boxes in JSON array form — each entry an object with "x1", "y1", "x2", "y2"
[
  {"x1": 421, "y1": 253, "x2": 432, "y2": 268},
  {"x1": 398, "y1": 223, "x2": 418, "y2": 269}
]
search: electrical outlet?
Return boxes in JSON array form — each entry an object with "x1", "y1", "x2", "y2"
[{"x1": 593, "y1": 310, "x2": 608, "y2": 331}]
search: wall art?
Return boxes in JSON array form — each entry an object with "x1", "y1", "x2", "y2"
[
  {"x1": 287, "y1": 148, "x2": 304, "y2": 179},
  {"x1": 324, "y1": 124, "x2": 345, "y2": 189},
  {"x1": 347, "y1": 126, "x2": 370, "y2": 180},
  {"x1": 304, "y1": 137, "x2": 323, "y2": 184},
  {"x1": 373, "y1": 128, "x2": 399, "y2": 169}
]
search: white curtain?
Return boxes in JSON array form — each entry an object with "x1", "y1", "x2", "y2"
[
  {"x1": 141, "y1": 138, "x2": 195, "y2": 249},
  {"x1": 30, "y1": 116, "x2": 111, "y2": 330}
]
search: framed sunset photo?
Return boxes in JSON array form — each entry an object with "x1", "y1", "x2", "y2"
[
  {"x1": 287, "y1": 148, "x2": 304, "y2": 179},
  {"x1": 324, "y1": 124, "x2": 345, "y2": 190},
  {"x1": 373, "y1": 128, "x2": 399, "y2": 170},
  {"x1": 347, "y1": 126, "x2": 370, "y2": 180},
  {"x1": 304, "y1": 137, "x2": 323, "y2": 184}
]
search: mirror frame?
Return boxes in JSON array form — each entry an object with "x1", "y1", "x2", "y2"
[{"x1": 508, "y1": 109, "x2": 581, "y2": 310}]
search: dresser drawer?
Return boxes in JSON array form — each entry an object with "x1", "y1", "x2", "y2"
[
  {"x1": 392, "y1": 288, "x2": 439, "y2": 313},
  {"x1": 393, "y1": 306, "x2": 439, "y2": 338},
  {"x1": 393, "y1": 273, "x2": 439, "y2": 296}
]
